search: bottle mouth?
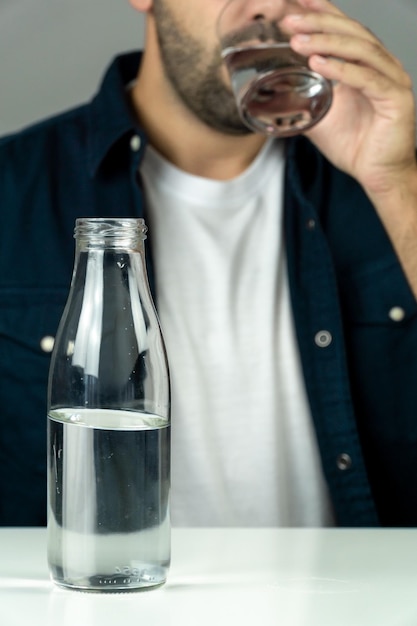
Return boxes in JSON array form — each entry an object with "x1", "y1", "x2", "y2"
[{"x1": 74, "y1": 218, "x2": 148, "y2": 246}]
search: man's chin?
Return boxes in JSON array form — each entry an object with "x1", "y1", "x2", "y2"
[
  {"x1": 203, "y1": 114, "x2": 253, "y2": 136},
  {"x1": 223, "y1": 126, "x2": 254, "y2": 136}
]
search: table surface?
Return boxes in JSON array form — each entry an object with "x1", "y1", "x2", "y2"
[{"x1": 1, "y1": 527, "x2": 417, "y2": 626}]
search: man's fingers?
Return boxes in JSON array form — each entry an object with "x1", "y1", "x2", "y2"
[{"x1": 290, "y1": 31, "x2": 412, "y2": 89}]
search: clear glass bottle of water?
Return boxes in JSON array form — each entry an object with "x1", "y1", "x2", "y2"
[{"x1": 47, "y1": 218, "x2": 170, "y2": 592}]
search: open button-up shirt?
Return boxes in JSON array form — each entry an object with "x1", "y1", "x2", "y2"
[{"x1": 1, "y1": 52, "x2": 416, "y2": 526}]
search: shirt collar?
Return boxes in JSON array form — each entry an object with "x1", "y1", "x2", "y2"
[{"x1": 87, "y1": 51, "x2": 145, "y2": 177}]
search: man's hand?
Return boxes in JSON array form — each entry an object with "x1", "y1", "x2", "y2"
[
  {"x1": 281, "y1": 0, "x2": 417, "y2": 199},
  {"x1": 281, "y1": 0, "x2": 417, "y2": 298}
]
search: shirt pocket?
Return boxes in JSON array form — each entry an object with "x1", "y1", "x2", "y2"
[
  {"x1": 339, "y1": 257, "x2": 417, "y2": 442},
  {"x1": 340, "y1": 257, "x2": 417, "y2": 327},
  {"x1": 339, "y1": 259, "x2": 417, "y2": 524},
  {"x1": 0, "y1": 288, "x2": 67, "y2": 474}
]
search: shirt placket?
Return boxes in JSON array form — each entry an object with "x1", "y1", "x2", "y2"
[{"x1": 284, "y1": 145, "x2": 379, "y2": 526}]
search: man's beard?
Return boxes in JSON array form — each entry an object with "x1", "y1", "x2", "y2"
[{"x1": 152, "y1": 1, "x2": 251, "y2": 135}]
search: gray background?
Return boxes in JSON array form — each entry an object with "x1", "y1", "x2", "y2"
[{"x1": 0, "y1": 0, "x2": 416, "y2": 136}]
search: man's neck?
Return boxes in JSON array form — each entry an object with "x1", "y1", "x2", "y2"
[{"x1": 130, "y1": 46, "x2": 267, "y2": 181}]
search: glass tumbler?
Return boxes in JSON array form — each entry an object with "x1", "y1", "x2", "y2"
[{"x1": 218, "y1": 0, "x2": 333, "y2": 136}]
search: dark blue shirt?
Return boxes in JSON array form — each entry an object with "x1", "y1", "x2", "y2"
[{"x1": 1, "y1": 52, "x2": 417, "y2": 527}]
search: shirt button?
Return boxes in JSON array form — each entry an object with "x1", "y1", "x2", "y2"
[
  {"x1": 337, "y1": 453, "x2": 352, "y2": 471},
  {"x1": 314, "y1": 330, "x2": 332, "y2": 348},
  {"x1": 306, "y1": 219, "x2": 316, "y2": 230},
  {"x1": 40, "y1": 336, "x2": 55, "y2": 353},
  {"x1": 130, "y1": 135, "x2": 141, "y2": 152},
  {"x1": 388, "y1": 306, "x2": 405, "y2": 322}
]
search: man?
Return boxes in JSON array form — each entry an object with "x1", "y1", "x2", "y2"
[{"x1": 0, "y1": 0, "x2": 416, "y2": 527}]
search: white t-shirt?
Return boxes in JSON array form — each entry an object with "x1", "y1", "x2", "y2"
[{"x1": 140, "y1": 139, "x2": 334, "y2": 527}]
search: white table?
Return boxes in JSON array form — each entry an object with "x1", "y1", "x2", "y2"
[{"x1": 1, "y1": 528, "x2": 417, "y2": 625}]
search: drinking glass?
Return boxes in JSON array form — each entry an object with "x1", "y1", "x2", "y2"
[{"x1": 218, "y1": 0, "x2": 333, "y2": 136}]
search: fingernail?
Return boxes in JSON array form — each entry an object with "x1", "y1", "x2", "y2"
[{"x1": 286, "y1": 13, "x2": 304, "y2": 21}]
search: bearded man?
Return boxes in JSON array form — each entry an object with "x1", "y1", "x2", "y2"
[{"x1": 1, "y1": 0, "x2": 417, "y2": 527}]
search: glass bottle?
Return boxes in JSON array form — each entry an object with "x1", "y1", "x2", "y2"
[{"x1": 47, "y1": 218, "x2": 170, "y2": 592}]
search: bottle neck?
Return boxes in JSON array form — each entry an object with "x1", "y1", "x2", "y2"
[{"x1": 74, "y1": 218, "x2": 147, "y2": 252}]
